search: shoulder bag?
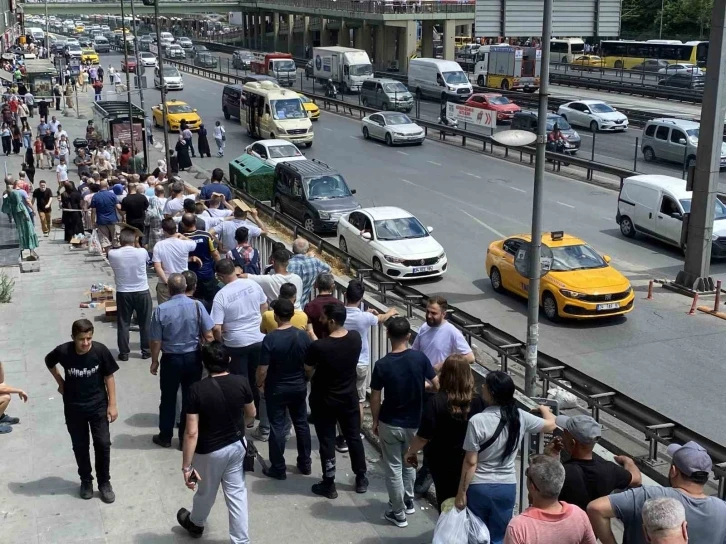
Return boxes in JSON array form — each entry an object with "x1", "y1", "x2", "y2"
[
  {"x1": 478, "y1": 412, "x2": 508, "y2": 454},
  {"x1": 209, "y1": 376, "x2": 257, "y2": 472}
]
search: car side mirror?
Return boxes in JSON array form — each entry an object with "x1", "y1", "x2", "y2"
[
  {"x1": 602, "y1": 254, "x2": 611, "y2": 264},
  {"x1": 361, "y1": 231, "x2": 372, "y2": 240},
  {"x1": 351, "y1": 189, "x2": 357, "y2": 194},
  {"x1": 671, "y1": 211, "x2": 683, "y2": 220},
  {"x1": 678, "y1": 138, "x2": 686, "y2": 145},
  {"x1": 583, "y1": 109, "x2": 590, "y2": 114},
  {"x1": 193, "y1": 109, "x2": 197, "y2": 112},
  {"x1": 427, "y1": 226, "x2": 434, "y2": 233}
]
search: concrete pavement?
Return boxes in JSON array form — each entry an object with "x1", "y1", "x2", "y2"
[{"x1": 0, "y1": 91, "x2": 438, "y2": 543}]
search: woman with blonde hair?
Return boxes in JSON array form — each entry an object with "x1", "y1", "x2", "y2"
[{"x1": 404, "y1": 354, "x2": 485, "y2": 512}]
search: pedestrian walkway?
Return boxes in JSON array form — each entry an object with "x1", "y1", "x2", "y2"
[{"x1": 0, "y1": 93, "x2": 438, "y2": 543}]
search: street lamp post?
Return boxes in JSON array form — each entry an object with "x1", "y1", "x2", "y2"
[
  {"x1": 119, "y1": 0, "x2": 136, "y2": 173},
  {"x1": 129, "y1": 0, "x2": 147, "y2": 172},
  {"x1": 143, "y1": 0, "x2": 171, "y2": 172},
  {"x1": 660, "y1": 0, "x2": 665, "y2": 39}
]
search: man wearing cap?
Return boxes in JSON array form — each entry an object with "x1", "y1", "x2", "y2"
[
  {"x1": 546, "y1": 414, "x2": 641, "y2": 510},
  {"x1": 588, "y1": 441, "x2": 726, "y2": 544}
]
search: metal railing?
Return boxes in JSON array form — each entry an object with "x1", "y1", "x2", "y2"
[{"x1": 238, "y1": 0, "x2": 476, "y2": 14}]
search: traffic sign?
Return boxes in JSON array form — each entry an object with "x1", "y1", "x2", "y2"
[{"x1": 514, "y1": 242, "x2": 553, "y2": 278}]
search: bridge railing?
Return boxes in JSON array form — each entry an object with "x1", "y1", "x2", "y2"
[{"x1": 237, "y1": 0, "x2": 476, "y2": 14}]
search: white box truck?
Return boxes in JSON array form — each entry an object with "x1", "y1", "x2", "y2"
[{"x1": 312, "y1": 46, "x2": 373, "y2": 93}]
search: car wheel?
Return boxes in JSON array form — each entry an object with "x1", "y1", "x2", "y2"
[
  {"x1": 382, "y1": 102, "x2": 388, "y2": 111},
  {"x1": 619, "y1": 215, "x2": 636, "y2": 238},
  {"x1": 274, "y1": 199, "x2": 283, "y2": 214},
  {"x1": 362, "y1": 126, "x2": 369, "y2": 139},
  {"x1": 686, "y1": 155, "x2": 696, "y2": 169},
  {"x1": 305, "y1": 142, "x2": 312, "y2": 148},
  {"x1": 542, "y1": 292, "x2": 560, "y2": 321},
  {"x1": 223, "y1": 107, "x2": 230, "y2": 120},
  {"x1": 153, "y1": 116, "x2": 158, "y2": 127},
  {"x1": 643, "y1": 147, "x2": 656, "y2": 161},
  {"x1": 501, "y1": 79, "x2": 510, "y2": 90},
  {"x1": 615, "y1": 60, "x2": 623, "y2": 69},
  {"x1": 303, "y1": 215, "x2": 315, "y2": 232},
  {"x1": 166, "y1": 122, "x2": 171, "y2": 133},
  {"x1": 339, "y1": 236, "x2": 348, "y2": 254},
  {"x1": 590, "y1": 120, "x2": 599, "y2": 133},
  {"x1": 477, "y1": 75, "x2": 485, "y2": 86},
  {"x1": 490, "y1": 266, "x2": 505, "y2": 293},
  {"x1": 362, "y1": 97, "x2": 368, "y2": 107},
  {"x1": 270, "y1": 133, "x2": 275, "y2": 139},
  {"x1": 341, "y1": 82, "x2": 348, "y2": 94},
  {"x1": 385, "y1": 133, "x2": 392, "y2": 146},
  {"x1": 372, "y1": 257, "x2": 383, "y2": 273}
]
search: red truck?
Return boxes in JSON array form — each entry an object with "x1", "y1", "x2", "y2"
[{"x1": 250, "y1": 52, "x2": 297, "y2": 86}]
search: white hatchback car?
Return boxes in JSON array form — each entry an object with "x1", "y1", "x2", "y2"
[
  {"x1": 244, "y1": 139, "x2": 307, "y2": 167},
  {"x1": 337, "y1": 206, "x2": 447, "y2": 279},
  {"x1": 557, "y1": 100, "x2": 629, "y2": 132}
]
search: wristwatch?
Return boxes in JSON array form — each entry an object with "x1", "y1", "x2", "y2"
[{"x1": 182, "y1": 465, "x2": 193, "y2": 473}]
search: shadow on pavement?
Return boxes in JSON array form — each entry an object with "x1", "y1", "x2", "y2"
[{"x1": 8, "y1": 476, "x2": 78, "y2": 497}]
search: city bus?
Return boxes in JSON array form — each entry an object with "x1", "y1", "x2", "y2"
[
  {"x1": 599, "y1": 40, "x2": 709, "y2": 69},
  {"x1": 550, "y1": 38, "x2": 585, "y2": 63}
]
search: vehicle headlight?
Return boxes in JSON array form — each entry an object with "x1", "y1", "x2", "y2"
[
  {"x1": 448, "y1": 86, "x2": 454, "y2": 91},
  {"x1": 384, "y1": 254, "x2": 406, "y2": 264},
  {"x1": 572, "y1": 131, "x2": 579, "y2": 138},
  {"x1": 438, "y1": 252, "x2": 446, "y2": 260},
  {"x1": 560, "y1": 289, "x2": 586, "y2": 299},
  {"x1": 712, "y1": 233, "x2": 720, "y2": 241},
  {"x1": 278, "y1": 128, "x2": 287, "y2": 134},
  {"x1": 318, "y1": 211, "x2": 330, "y2": 220}
]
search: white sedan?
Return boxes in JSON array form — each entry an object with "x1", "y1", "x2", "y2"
[
  {"x1": 244, "y1": 139, "x2": 307, "y2": 167},
  {"x1": 657, "y1": 63, "x2": 704, "y2": 76},
  {"x1": 139, "y1": 52, "x2": 157, "y2": 67},
  {"x1": 337, "y1": 206, "x2": 447, "y2": 280},
  {"x1": 361, "y1": 112, "x2": 425, "y2": 146},
  {"x1": 557, "y1": 100, "x2": 629, "y2": 132}
]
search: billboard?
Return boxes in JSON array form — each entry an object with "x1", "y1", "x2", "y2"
[
  {"x1": 446, "y1": 102, "x2": 496, "y2": 130},
  {"x1": 475, "y1": 0, "x2": 621, "y2": 38}
]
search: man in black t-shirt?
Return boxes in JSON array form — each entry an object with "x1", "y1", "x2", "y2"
[
  {"x1": 32, "y1": 180, "x2": 53, "y2": 236},
  {"x1": 305, "y1": 302, "x2": 368, "y2": 499},
  {"x1": 177, "y1": 341, "x2": 255, "y2": 541},
  {"x1": 119, "y1": 182, "x2": 148, "y2": 238},
  {"x1": 546, "y1": 414, "x2": 642, "y2": 510},
  {"x1": 257, "y1": 298, "x2": 312, "y2": 480},
  {"x1": 45, "y1": 319, "x2": 119, "y2": 503}
]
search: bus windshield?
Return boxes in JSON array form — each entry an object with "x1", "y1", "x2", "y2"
[{"x1": 270, "y1": 98, "x2": 306, "y2": 120}]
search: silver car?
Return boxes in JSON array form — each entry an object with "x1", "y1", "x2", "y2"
[{"x1": 361, "y1": 112, "x2": 425, "y2": 146}]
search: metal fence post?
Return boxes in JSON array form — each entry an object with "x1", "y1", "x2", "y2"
[{"x1": 634, "y1": 136, "x2": 639, "y2": 171}]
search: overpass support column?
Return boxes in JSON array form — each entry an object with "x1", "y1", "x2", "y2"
[
  {"x1": 398, "y1": 20, "x2": 417, "y2": 73},
  {"x1": 442, "y1": 20, "x2": 455, "y2": 60},
  {"x1": 320, "y1": 19, "x2": 330, "y2": 46},
  {"x1": 303, "y1": 16, "x2": 311, "y2": 57},
  {"x1": 421, "y1": 20, "x2": 434, "y2": 58},
  {"x1": 272, "y1": 12, "x2": 280, "y2": 51},
  {"x1": 287, "y1": 14, "x2": 294, "y2": 54},
  {"x1": 251, "y1": 14, "x2": 258, "y2": 50},
  {"x1": 339, "y1": 19, "x2": 348, "y2": 47}
]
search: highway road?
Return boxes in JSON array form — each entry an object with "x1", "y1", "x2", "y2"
[
  {"x1": 177, "y1": 48, "x2": 726, "y2": 188},
  {"x1": 104, "y1": 52, "x2": 726, "y2": 444}
]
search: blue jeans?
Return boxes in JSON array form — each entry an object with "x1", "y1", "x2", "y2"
[
  {"x1": 466, "y1": 483, "x2": 517, "y2": 544},
  {"x1": 159, "y1": 351, "x2": 202, "y2": 442}
]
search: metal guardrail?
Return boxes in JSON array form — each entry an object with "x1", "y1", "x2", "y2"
[{"x1": 237, "y1": 0, "x2": 476, "y2": 14}]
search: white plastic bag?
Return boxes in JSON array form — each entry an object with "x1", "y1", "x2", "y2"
[
  {"x1": 433, "y1": 499, "x2": 469, "y2": 544},
  {"x1": 467, "y1": 509, "x2": 490, "y2": 544},
  {"x1": 88, "y1": 229, "x2": 102, "y2": 256},
  {"x1": 547, "y1": 382, "x2": 579, "y2": 410}
]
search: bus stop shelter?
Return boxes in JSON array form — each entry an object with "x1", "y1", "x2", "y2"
[{"x1": 92, "y1": 100, "x2": 148, "y2": 172}]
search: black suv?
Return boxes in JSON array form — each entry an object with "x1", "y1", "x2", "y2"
[
  {"x1": 222, "y1": 84, "x2": 241, "y2": 120},
  {"x1": 273, "y1": 159, "x2": 361, "y2": 232},
  {"x1": 232, "y1": 50, "x2": 254, "y2": 70}
]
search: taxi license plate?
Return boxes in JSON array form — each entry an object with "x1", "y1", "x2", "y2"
[
  {"x1": 413, "y1": 266, "x2": 435, "y2": 273},
  {"x1": 597, "y1": 302, "x2": 620, "y2": 311}
]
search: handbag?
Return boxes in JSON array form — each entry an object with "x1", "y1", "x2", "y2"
[
  {"x1": 478, "y1": 412, "x2": 507, "y2": 454},
  {"x1": 209, "y1": 376, "x2": 257, "y2": 472}
]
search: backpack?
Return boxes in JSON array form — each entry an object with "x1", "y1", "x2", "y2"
[{"x1": 230, "y1": 245, "x2": 260, "y2": 275}]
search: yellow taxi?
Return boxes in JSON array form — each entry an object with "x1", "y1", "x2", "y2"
[
  {"x1": 297, "y1": 93, "x2": 320, "y2": 121},
  {"x1": 81, "y1": 48, "x2": 99, "y2": 64},
  {"x1": 151, "y1": 99, "x2": 202, "y2": 132},
  {"x1": 570, "y1": 55, "x2": 605, "y2": 72},
  {"x1": 485, "y1": 231, "x2": 634, "y2": 320}
]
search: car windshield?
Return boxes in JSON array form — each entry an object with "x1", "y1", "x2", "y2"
[
  {"x1": 272, "y1": 60, "x2": 296, "y2": 71},
  {"x1": 686, "y1": 128, "x2": 699, "y2": 139},
  {"x1": 167, "y1": 104, "x2": 194, "y2": 114},
  {"x1": 141, "y1": 53, "x2": 153, "y2": 58},
  {"x1": 298, "y1": 95, "x2": 311, "y2": 104},
  {"x1": 488, "y1": 96, "x2": 510, "y2": 105},
  {"x1": 589, "y1": 103, "x2": 615, "y2": 113},
  {"x1": 305, "y1": 174, "x2": 352, "y2": 200},
  {"x1": 271, "y1": 98, "x2": 306, "y2": 120},
  {"x1": 680, "y1": 198, "x2": 726, "y2": 220},
  {"x1": 549, "y1": 244, "x2": 607, "y2": 271},
  {"x1": 383, "y1": 82, "x2": 408, "y2": 93},
  {"x1": 443, "y1": 70, "x2": 468, "y2": 84},
  {"x1": 350, "y1": 63, "x2": 373, "y2": 76},
  {"x1": 268, "y1": 144, "x2": 302, "y2": 159},
  {"x1": 384, "y1": 114, "x2": 413, "y2": 125},
  {"x1": 374, "y1": 216, "x2": 428, "y2": 241},
  {"x1": 162, "y1": 67, "x2": 179, "y2": 76},
  {"x1": 546, "y1": 118, "x2": 572, "y2": 131}
]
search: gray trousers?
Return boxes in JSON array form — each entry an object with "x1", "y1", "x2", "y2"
[
  {"x1": 190, "y1": 441, "x2": 249, "y2": 544},
  {"x1": 379, "y1": 422, "x2": 417, "y2": 515}
]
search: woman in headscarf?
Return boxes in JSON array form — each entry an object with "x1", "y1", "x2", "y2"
[
  {"x1": 59, "y1": 180, "x2": 84, "y2": 242},
  {"x1": 2, "y1": 177, "x2": 38, "y2": 259},
  {"x1": 23, "y1": 146, "x2": 35, "y2": 184},
  {"x1": 144, "y1": 184, "x2": 166, "y2": 253},
  {"x1": 175, "y1": 135, "x2": 192, "y2": 171},
  {"x1": 197, "y1": 123, "x2": 211, "y2": 158},
  {"x1": 152, "y1": 159, "x2": 167, "y2": 179}
]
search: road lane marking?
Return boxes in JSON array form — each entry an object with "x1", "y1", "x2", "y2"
[
  {"x1": 323, "y1": 127, "x2": 333, "y2": 131},
  {"x1": 428, "y1": 161, "x2": 442, "y2": 166},
  {"x1": 461, "y1": 172, "x2": 481, "y2": 179},
  {"x1": 349, "y1": 135, "x2": 359, "y2": 139},
  {"x1": 508, "y1": 186, "x2": 526, "y2": 193},
  {"x1": 459, "y1": 209, "x2": 506, "y2": 238},
  {"x1": 397, "y1": 150, "x2": 409, "y2": 155},
  {"x1": 557, "y1": 201, "x2": 575, "y2": 209}
]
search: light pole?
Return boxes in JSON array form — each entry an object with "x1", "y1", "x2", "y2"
[
  {"x1": 119, "y1": 0, "x2": 137, "y2": 173},
  {"x1": 143, "y1": 0, "x2": 171, "y2": 172},
  {"x1": 659, "y1": 0, "x2": 665, "y2": 39},
  {"x1": 129, "y1": 0, "x2": 147, "y2": 171},
  {"x1": 44, "y1": 0, "x2": 49, "y2": 51}
]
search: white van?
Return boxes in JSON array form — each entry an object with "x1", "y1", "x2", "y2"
[
  {"x1": 241, "y1": 81, "x2": 314, "y2": 147},
  {"x1": 408, "y1": 58, "x2": 472, "y2": 102},
  {"x1": 617, "y1": 174, "x2": 726, "y2": 255},
  {"x1": 160, "y1": 32, "x2": 174, "y2": 43},
  {"x1": 27, "y1": 27, "x2": 45, "y2": 42}
]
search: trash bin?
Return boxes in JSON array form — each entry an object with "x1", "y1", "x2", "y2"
[{"x1": 228, "y1": 154, "x2": 275, "y2": 202}]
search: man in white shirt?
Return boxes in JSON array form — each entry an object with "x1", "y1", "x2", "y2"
[
  {"x1": 56, "y1": 156, "x2": 69, "y2": 184},
  {"x1": 209, "y1": 206, "x2": 265, "y2": 253},
  {"x1": 163, "y1": 181, "x2": 187, "y2": 218},
  {"x1": 54, "y1": 123, "x2": 68, "y2": 142},
  {"x1": 108, "y1": 229, "x2": 153, "y2": 362},
  {"x1": 49, "y1": 115, "x2": 60, "y2": 135},
  {"x1": 152, "y1": 218, "x2": 197, "y2": 304},
  {"x1": 211, "y1": 258, "x2": 268, "y2": 412},
  {"x1": 240, "y1": 249, "x2": 303, "y2": 309},
  {"x1": 412, "y1": 295, "x2": 475, "y2": 496}
]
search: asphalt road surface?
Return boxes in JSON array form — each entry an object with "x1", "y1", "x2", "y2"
[{"x1": 101, "y1": 52, "x2": 726, "y2": 445}]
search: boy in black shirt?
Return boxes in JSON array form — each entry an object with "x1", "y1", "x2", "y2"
[
  {"x1": 45, "y1": 319, "x2": 119, "y2": 503},
  {"x1": 305, "y1": 302, "x2": 368, "y2": 499}
]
